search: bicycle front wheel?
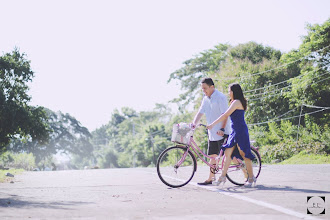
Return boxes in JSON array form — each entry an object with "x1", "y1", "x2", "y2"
[
  {"x1": 226, "y1": 147, "x2": 261, "y2": 186},
  {"x1": 157, "y1": 146, "x2": 197, "y2": 188}
]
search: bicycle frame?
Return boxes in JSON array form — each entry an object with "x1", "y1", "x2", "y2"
[
  {"x1": 189, "y1": 137, "x2": 224, "y2": 170},
  {"x1": 176, "y1": 132, "x2": 245, "y2": 174}
]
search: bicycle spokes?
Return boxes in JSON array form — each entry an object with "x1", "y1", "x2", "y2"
[
  {"x1": 157, "y1": 146, "x2": 197, "y2": 188},
  {"x1": 226, "y1": 148, "x2": 261, "y2": 186}
]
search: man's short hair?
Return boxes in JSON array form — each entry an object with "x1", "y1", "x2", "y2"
[{"x1": 201, "y1": 78, "x2": 214, "y2": 86}]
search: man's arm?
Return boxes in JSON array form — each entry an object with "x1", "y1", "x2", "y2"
[
  {"x1": 193, "y1": 97, "x2": 205, "y2": 127},
  {"x1": 218, "y1": 94, "x2": 229, "y2": 135},
  {"x1": 193, "y1": 112, "x2": 203, "y2": 126}
]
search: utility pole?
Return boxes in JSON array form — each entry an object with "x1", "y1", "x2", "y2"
[
  {"x1": 132, "y1": 150, "x2": 136, "y2": 168},
  {"x1": 149, "y1": 133, "x2": 156, "y2": 166},
  {"x1": 131, "y1": 119, "x2": 135, "y2": 136},
  {"x1": 296, "y1": 105, "x2": 304, "y2": 143}
]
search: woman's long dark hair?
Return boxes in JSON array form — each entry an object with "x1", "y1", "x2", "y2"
[{"x1": 229, "y1": 83, "x2": 247, "y2": 111}]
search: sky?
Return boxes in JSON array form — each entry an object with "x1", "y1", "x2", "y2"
[{"x1": 1, "y1": 0, "x2": 329, "y2": 131}]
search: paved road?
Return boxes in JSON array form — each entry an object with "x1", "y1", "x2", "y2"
[{"x1": 0, "y1": 164, "x2": 329, "y2": 219}]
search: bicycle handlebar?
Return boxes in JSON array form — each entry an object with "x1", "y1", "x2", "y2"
[
  {"x1": 197, "y1": 124, "x2": 227, "y2": 136},
  {"x1": 190, "y1": 123, "x2": 207, "y2": 129},
  {"x1": 191, "y1": 123, "x2": 207, "y2": 131}
]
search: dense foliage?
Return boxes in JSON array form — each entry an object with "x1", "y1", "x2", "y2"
[
  {"x1": 1, "y1": 50, "x2": 93, "y2": 168},
  {"x1": 169, "y1": 19, "x2": 330, "y2": 162},
  {"x1": 8, "y1": 109, "x2": 93, "y2": 165},
  {"x1": 1, "y1": 19, "x2": 329, "y2": 169},
  {"x1": 87, "y1": 20, "x2": 328, "y2": 167},
  {"x1": 0, "y1": 49, "x2": 49, "y2": 153}
]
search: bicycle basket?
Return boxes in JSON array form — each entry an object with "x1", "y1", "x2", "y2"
[{"x1": 171, "y1": 123, "x2": 193, "y2": 145}]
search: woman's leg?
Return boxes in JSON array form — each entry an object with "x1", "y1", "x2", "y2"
[
  {"x1": 220, "y1": 146, "x2": 235, "y2": 177},
  {"x1": 237, "y1": 145, "x2": 254, "y2": 180}
]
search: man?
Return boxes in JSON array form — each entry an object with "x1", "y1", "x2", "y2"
[{"x1": 192, "y1": 77, "x2": 231, "y2": 185}]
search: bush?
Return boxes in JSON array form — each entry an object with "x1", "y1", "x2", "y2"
[
  {"x1": 260, "y1": 140, "x2": 326, "y2": 163},
  {"x1": 250, "y1": 118, "x2": 329, "y2": 163},
  {"x1": 97, "y1": 148, "x2": 119, "y2": 168},
  {"x1": 0, "y1": 152, "x2": 36, "y2": 171},
  {"x1": 280, "y1": 151, "x2": 330, "y2": 164}
]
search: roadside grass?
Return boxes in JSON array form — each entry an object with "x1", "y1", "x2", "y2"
[
  {"x1": 280, "y1": 151, "x2": 330, "y2": 164},
  {"x1": 0, "y1": 169, "x2": 24, "y2": 183},
  {"x1": 195, "y1": 151, "x2": 330, "y2": 166}
]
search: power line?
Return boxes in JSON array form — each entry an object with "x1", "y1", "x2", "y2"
[
  {"x1": 246, "y1": 71, "x2": 329, "y2": 99},
  {"x1": 245, "y1": 65, "x2": 329, "y2": 94},
  {"x1": 150, "y1": 130, "x2": 167, "y2": 135},
  {"x1": 248, "y1": 88, "x2": 291, "y2": 101},
  {"x1": 245, "y1": 66, "x2": 325, "y2": 94},
  {"x1": 224, "y1": 45, "x2": 330, "y2": 81},
  {"x1": 271, "y1": 106, "x2": 300, "y2": 120},
  {"x1": 247, "y1": 75, "x2": 330, "y2": 101},
  {"x1": 304, "y1": 104, "x2": 330, "y2": 109},
  {"x1": 246, "y1": 84, "x2": 291, "y2": 99},
  {"x1": 311, "y1": 75, "x2": 330, "y2": 85},
  {"x1": 248, "y1": 108, "x2": 328, "y2": 126}
]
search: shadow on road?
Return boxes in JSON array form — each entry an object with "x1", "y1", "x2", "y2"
[
  {"x1": 0, "y1": 196, "x2": 92, "y2": 209},
  {"x1": 225, "y1": 185, "x2": 330, "y2": 194}
]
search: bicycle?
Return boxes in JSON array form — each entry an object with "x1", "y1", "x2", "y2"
[{"x1": 157, "y1": 123, "x2": 261, "y2": 188}]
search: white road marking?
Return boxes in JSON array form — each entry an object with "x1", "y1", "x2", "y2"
[
  {"x1": 150, "y1": 170, "x2": 320, "y2": 220},
  {"x1": 190, "y1": 181, "x2": 320, "y2": 220}
]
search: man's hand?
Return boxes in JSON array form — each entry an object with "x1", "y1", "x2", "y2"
[
  {"x1": 206, "y1": 124, "x2": 214, "y2": 130},
  {"x1": 216, "y1": 130, "x2": 224, "y2": 136}
]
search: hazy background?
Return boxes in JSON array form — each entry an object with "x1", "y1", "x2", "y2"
[{"x1": 1, "y1": 0, "x2": 329, "y2": 131}]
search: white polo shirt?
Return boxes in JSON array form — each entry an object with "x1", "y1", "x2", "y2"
[{"x1": 198, "y1": 89, "x2": 231, "y2": 141}]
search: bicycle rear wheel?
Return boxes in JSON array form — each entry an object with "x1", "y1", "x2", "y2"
[
  {"x1": 157, "y1": 146, "x2": 197, "y2": 188},
  {"x1": 226, "y1": 148, "x2": 261, "y2": 186}
]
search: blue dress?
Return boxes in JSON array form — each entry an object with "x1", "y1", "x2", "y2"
[{"x1": 222, "y1": 109, "x2": 255, "y2": 160}]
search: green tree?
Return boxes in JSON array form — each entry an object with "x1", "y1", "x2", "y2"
[
  {"x1": 91, "y1": 106, "x2": 173, "y2": 168},
  {"x1": 229, "y1": 41, "x2": 281, "y2": 64},
  {"x1": 216, "y1": 43, "x2": 285, "y2": 124},
  {"x1": 283, "y1": 19, "x2": 330, "y2": 125},
  {"x1": 8, "y1": 109, "x2": 93, "y2": 164},
  {"x1": 0, "y1": 49, "x2": 49, "y2": 153},
  {"x1": 169, "y1": 41, "x2": 284, "y2": 124},
  {"x1": 168, "y1": 44, "x2": 230, "y2": 110},
  {"x1": 168, "y1": 21, "x2": 329, "y2": 159}
]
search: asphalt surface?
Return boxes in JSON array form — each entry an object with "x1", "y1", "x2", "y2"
[{"x1": 0, "y1": 164, "x2": 329, "y2": 220}]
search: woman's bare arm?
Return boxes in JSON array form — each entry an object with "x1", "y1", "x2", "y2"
[{"x1": 207, "y1": 100, "x2": 243, "y2": 130}]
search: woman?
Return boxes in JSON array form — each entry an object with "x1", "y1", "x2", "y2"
[{"x1": 207, "y1": 83, "x2": 256, "y2": 187}]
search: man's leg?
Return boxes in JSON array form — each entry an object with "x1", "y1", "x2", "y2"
[
  {"x1": 208, "y1": 154, "x2": 218, "y2": 180},
  {"x1": 198, "y1": 139, "x2": 223, "y2": 185},
  {"x1": 198, "y1": 140, "x2": 219, "y2": 185}
]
